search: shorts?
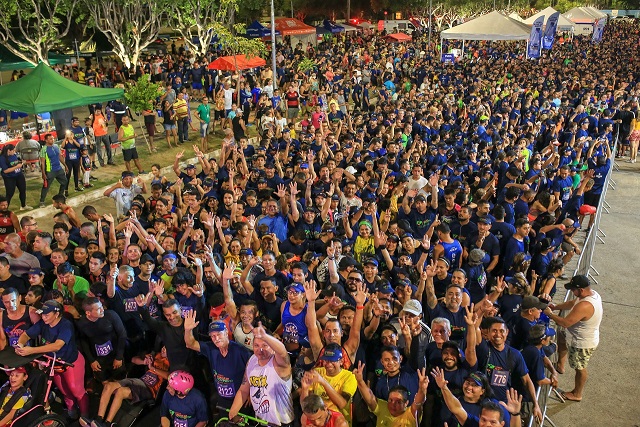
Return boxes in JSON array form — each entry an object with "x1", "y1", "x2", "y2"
[
  {"x1": 286, "y1": 107, "x2": 299, "y2": 119},
  {"x1": 568, "y1": 346, "x2": 596, "y2": 370},
  {"x1": 117, "y1": 378, "x2": 154, "y2": 404},
  {"x1": 225, "y1": 108, "x2": 233, "y2": 118},
  {"x1": 200, "y1": 122, "x2": 209, "y2": 137},
  {"x1": 145, "y1": 122, "x2": 156, "y2": 137},
  {"x1": 163, "y1": 123, "x2": 177, "y2": 131},
  {"x1": 192, "y1": 82, "x2": 203, "y2": 90},
  {"x1": 123, "y1": 147, "x2": 138, "y2": 162},
  {"x1": 561, "y1": 241, "x2": 574, "y2": 254},
  {"x1": 584, "y1": 190, "x2": 601, "y2": 207},
  {"x1": 630, "y1": 129, "x2": 640, "y2": 143},
  {"x1": 88, "y1": 144, "x2": 96, "y2": 155}
]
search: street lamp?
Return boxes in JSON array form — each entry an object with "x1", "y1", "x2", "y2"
[{"x1": 270, "y1": 0, "x2": 277, "y2": 90}]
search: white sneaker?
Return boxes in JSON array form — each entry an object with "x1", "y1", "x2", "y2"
[{"x1": 19, "y1": 205, "x2": 33, "y2": 211}]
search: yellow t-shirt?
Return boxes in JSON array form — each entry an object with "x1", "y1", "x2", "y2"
[
  {"x1": 1, "y1": 388, "x2": 29, "y2": 413},
  {"x1": 310, "y1": 367, "x2": 357, "y2": 418},
  {"x1": 173, "y1": 99, "x2": 188, "y2": 119},
  {"x1": 373, "y1": 399, "x2": 417, "y2": 427}
]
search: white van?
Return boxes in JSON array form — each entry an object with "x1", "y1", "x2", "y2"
[{"x1": 378, "y1": 20, "x2": 418, "y2": 33}]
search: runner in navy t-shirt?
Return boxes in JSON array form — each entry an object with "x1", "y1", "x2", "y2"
[{"x1": 183, "y1": 311, "x2": 250, "y2": 410}]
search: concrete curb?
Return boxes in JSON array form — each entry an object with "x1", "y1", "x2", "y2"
[{"x1": 28, "y1": 148, "x2": 223, "y2": 220}]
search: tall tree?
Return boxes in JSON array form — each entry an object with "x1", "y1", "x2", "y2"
[
  {"x1": 0, "y1": 0, "x2": 77, "y2": 65},
  {"x1": 83, "y1": 0, "x2": 168, "y2": 69},
  {"x1": 168, "y1": 0, "x2": 219, "y2": 58}
]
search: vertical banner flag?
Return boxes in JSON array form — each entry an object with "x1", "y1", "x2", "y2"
[
  {"x1": 543, "y1": 12, "x2": 560, "y2": 50},
  {"x1": 592, "y1": 18, "x2": 606, "y2": 43},
  {"x1": 528, "y1": 15, "x2": 545, "y2": 59}
]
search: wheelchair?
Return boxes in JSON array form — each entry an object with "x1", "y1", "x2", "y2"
[{"x1": 0, "y1": 348, "x2": 69, "y2": 427}]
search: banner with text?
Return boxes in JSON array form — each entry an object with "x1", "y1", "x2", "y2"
[
  {"x1": 592, "y1": 18, "x2": 606, "y2": 43},
  {"x1": 527, "y1": 15, "x2": 545, "y2": 59},
  {"x1": 542, "y1": 12, "x2": 560, "y2": 50}
]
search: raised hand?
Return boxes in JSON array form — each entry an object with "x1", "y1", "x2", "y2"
[
  {"x1": 176, "y1": 150, "x2": 184, "y2": 160},
  {"x1": 398, "y1": 316, "x2": 411, "y2": 336},
  {"x1": 135, "y1": 292, "x2": 153, "y2": 307},
  {"x1": 303, "y1": 280, "x2": 321, "y2": 303},
  {"x1": 275, "y1": 183, "x2": 287, "y2": 199},
  {"x1": 499, "y1": 388, "x2": 523, "y2": 419},
  {"x1": 495, "y1": 276, "x2": 506, "y2": 294},
  {"x1": 429, "y1": 173, "x2": 439, "y2": 187},
  {"x1": 290, "y1": 181, "x2": 299, "y2": 196},
  {"x1": 431, "y1": 366, "x2": 448, "y2": 389},
  {"x1": 352, "y1": 281, "x2": 368, "y2": 306},
  {"x1": 464, "y1": 303, "x2": 476, "y2": 326},
  {"x1": 417, "y1": 367, "x2": 430, "y2": 392},
  {"x1": 425, "y1": 259, "x2": 437, "y2": 277},
  {"x1": 353, "y1": 361, "x2": 366, "y2": 383},
  {"x1": 222, "y1": 262, "x2": 236, "y2": 281},
  {"x1": 189, "y1": 283, "x2": 205, "y2": 297},
  {"x1": 252, "y1": 321, "x2": 268, "y2": 340},
  {"x1": 247, "y1": 215, "x2": 256, "y2": 229},
  {"x1": 421, "y1": 233, "x2": 430, "y2": 250},
  {"x1": 103, "y1": 213, "x2": 114, "y2": 224},
  {"x1": 183, "y1": 309, "x2": 200, "y2": 331}
]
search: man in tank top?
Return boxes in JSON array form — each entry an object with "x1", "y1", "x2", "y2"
[
  {"x1": 229, "y1": 322, "x2": 294, "y2": 426},
  {"x1": 544, "y1": 275, "x2": 602, "y2": 402}
]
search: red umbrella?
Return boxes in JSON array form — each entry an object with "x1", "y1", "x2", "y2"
[{"x1": 208, "y1": 54, "x2": 266, "y2": 70}]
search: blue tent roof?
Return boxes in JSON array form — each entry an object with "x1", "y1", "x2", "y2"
[
  {"x1": 323, "y1": 20, "x2": 345, "y2": 34},
  {"x1": 246, "y1": 21, "x2": 280, "y2": 38}
]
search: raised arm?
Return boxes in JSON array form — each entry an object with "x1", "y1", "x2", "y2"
[
  {"x1": 183, "y1": 310, "x2": 201, "y2": 352},
  {"x1": 304, "y1": 280, "x2": 323, "y2": 361},
  {"x1": 353, "y1": 362, "x2": 377, "y2": 412},
  {"x1": 253, "y1": 322, "x2": 290, "y2": 368}
]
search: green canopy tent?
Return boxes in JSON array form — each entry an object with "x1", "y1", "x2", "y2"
[{"x1": 0, "y1": 62, "x2": 123, "y2": 114}]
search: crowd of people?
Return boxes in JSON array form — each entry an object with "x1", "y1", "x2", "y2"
[{"x1": 0, "y1": 15, "x2": 635, "y2": 427}]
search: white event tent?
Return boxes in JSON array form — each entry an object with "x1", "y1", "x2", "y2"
[
  {"x1": 441, "y1": 11, "x2": 531, "y2": 55},
  {"x1": 523, "y1": 7, "x2": 575, "y2": 34}
]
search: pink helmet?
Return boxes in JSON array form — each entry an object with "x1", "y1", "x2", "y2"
[{"x1": 168, "y1": 370, "x2": 194, "y2": 395}]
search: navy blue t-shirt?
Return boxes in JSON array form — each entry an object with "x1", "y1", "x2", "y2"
[
  {"x1": 521, "y1": 345, "x2": 546, "y2": 385},
  {"x1": 476, "y1": 341, "x2": 529, "y2": 402},
  {"x1": 198, "y1": 340, "x2": 251, "y2": 407},
  {"x1": 160, "y1": 387, "x2": 208, "y2": 426},
  {"x1": 25, "y1": 317, "x2": 78, "y2": 363}
]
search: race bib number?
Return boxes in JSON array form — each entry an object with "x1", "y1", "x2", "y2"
[
  {"x1": 124, "y1": 298, "x2": 137, "y2": 312},
  {"x1": 68, "y1": 151, "x2": 78, "y2": 160},
  {"x1": 217, "y1": 384, "x2": 235, "y2": 398},
  {"x1": 140, "y1": 371, "x2": 159, "y2": 387},
  {"x1": 95, "y1": 340, "x2": 113, "y2": 357},
  {"x1": 491, "y1": 369, "x2": 510, "y2": 387},
  {"x1": 181, "y1": 307, "x2": 193, "y2": 318},
  {"x1": 173, "y1": 418, "x2": 188, "y2": 427}
]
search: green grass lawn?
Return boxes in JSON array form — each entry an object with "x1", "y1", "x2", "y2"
[{"x1": 11, "y1": 127, "x2": 228, "y2": 211}]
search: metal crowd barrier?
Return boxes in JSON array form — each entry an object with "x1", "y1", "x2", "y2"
[{"x1": 526, "y1": 140, "x2": 618, "y2": 427}]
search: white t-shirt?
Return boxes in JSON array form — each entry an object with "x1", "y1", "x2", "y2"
[{"x1": 223, "y1": 88, "x2": 234, "y2": 110}]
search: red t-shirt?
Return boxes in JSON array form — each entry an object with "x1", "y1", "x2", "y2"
[{"x1": 286, "y1": 91, "x2": 299, "y2": 108}]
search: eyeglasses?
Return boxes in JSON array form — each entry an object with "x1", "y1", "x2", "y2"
[
  {"x1": 25, "y1": 223, "x2": 37, "y2": 227},
  {"x1": 347, "y1": 277, "x2": 363, "y2": 283}
]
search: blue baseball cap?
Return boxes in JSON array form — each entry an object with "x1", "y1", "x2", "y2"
[
  {"x1": 209, "y1": 321, "x2": 227, "y2": 333},
  {"x1": 320, "y1": 343, "x2": 343, "y2": 362},
  {"x1": 285, "y1": 283, "x2": 304, "y2": 293},
  {"x1": 378, "y1": 282, "x2": 394, "y2": 294}
]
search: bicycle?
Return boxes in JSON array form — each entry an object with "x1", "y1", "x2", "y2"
[
  {"x1": 0, "y1": 347, "x2": 72, "y2": 427},
  {"x1": 214, "y1": 407, "x2": 269, "y2": 427}
]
